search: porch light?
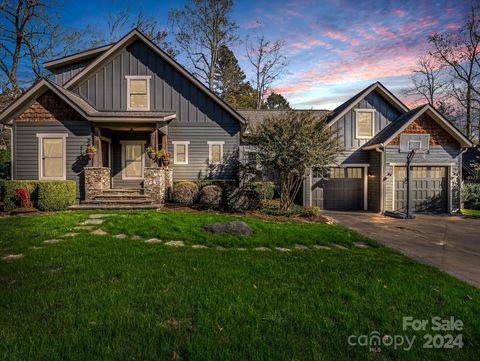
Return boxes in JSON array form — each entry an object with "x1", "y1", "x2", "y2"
[{"x1": 129, "y1": 128, "x2": 134, "y2": 134}]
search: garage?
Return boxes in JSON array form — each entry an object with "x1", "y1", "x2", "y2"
[
  {"x1": 311, "y1": 167, "x2": 364, "y2": 210},
  {"x1": 394, "y1": 166, "x2": 448, "y2": 213}
]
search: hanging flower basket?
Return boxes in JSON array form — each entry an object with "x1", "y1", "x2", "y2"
[
  {"x1": 85, "y1": 146, "x2": 97, "y2": 160},
  {"x1": 156, "y1": 149, "x2": 171, "y2": 168},
  {"x1": 146, "y1": 146, "x2": 157, "y2": 160}
]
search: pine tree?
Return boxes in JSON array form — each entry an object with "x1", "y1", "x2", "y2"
[{"x1": 266, "y1": 92, "x2": 290, "y2": 110}]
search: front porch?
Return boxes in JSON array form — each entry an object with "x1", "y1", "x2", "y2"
[{"x1": 78, "y1": 123, "x2": 173, "y2": 209}]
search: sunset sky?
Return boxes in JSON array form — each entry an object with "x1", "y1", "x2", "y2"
[{"x1": 58, "y1": 0, "x2": 472, "y2": 109}]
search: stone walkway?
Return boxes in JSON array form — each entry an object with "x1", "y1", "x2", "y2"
[{"x1": 1, "y1": 213, "x2": 373, "y2": 262}]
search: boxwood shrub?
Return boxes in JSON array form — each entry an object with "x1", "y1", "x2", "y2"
[
  {"x1": 1, "y1": 180, "x2": 76, "y2": 211},
  {"x1": 246, "y1": 181, "x2": 275, "y2": 200},
  {"x1": 462, "y1": 182, "x2": 480, "y2": 210},
  {"x1": 37, "y1": 181, "x2": 76, "y2": 211}
]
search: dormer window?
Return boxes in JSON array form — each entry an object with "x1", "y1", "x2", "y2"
[
  {"x1": 126, "y1": 76, "x2": 151, "y2": 110},
  {"x1": 355, "y1": 109, "x2": 375, "y2": 139}
]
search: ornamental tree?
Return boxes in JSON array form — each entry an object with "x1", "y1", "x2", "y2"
[{"x1": 246, "y1": 111, "x2": 340, "y2": 210}]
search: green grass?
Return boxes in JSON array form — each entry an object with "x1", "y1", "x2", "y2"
[
  {"x1": 0, "y1": 210, "x2": 478, "y2": 361},
  {"x1": 462, "y1": 209, "x2": 480, "y2": 217}
]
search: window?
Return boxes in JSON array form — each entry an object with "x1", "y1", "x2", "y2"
[
  {"x1": 121, "y1": 141, "x2": 145, "y2": 179},
  {"x1": 173, "y1": 141, "x2": 189, "y2": 164},
  {"x1": 208, "y1": 141, "x2": 224, "y2": 163},
  {"x1": 347, "y1": 167, "x2": 363, "y2": 178},
  {"x1": 126, "y1": 76, "x2": 151, "y2": 110},
  {"x1": 355, "y1": 110, "x2": 375, "y2": 139},
  {"x1": 37, "y1": 134, "x2": 67, "y2": 180},
  {"x1": 329, "y1": 167, "x2": 345, "y2": 178}
]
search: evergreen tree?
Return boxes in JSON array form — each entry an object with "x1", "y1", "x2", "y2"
[{"x1": 266, "y1": 92, "x2": 290, "y2": 110}]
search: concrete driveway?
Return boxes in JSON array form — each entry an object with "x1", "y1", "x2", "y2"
[{"x1": 326, "y1": 212, "x2": 480, "y2": 287}]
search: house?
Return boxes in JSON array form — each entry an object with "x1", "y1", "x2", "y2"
[
  {"x1": 0, "y1": 29, "x2": 244, "y2": 208},
  {"x1": 239, "y1": 83, "x2": 473, "y2": 214},
  {"x1": 0, "y1": 28, "x2": 473, "y2": 213}
]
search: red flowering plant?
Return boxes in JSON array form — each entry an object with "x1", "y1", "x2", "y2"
[{"x1": 15, "y1": 187, "x2": 33, "y2": 208}]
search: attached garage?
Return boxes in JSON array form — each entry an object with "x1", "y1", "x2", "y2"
[
  {"x1": 311, "y1": 167, "x2": 365, "y2": 210},
  {"x1": 394, "y1": 166, "x2": 448, "y2": 213}
]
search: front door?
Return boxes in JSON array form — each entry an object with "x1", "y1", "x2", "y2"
[{"x1": 122, "y1": 142, "x2": 144, "y2": 180}]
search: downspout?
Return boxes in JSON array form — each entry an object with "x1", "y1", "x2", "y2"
[{"x1": 375, "y1": 147, "x2": 385, "y2": 214}]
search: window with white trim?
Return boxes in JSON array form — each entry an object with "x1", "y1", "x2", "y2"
[
  {"x1": 126, "y1": 76, "x2": 151, "y2": 110},
  {"x1": 173, "y1": 141, "x2": 189, "y2": 164},
  {"x1": 37, "y1": 134, "x2": 68, "y2": 180},
  {"x1": 355, "y1": 110, "x2": 375, "y2": 139},
  {"x1": 208, "y1": 141, "x2": 224, "y2": 163}
]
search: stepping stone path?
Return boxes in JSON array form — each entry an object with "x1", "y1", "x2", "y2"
[
  {"x1": 30, "y1": 246, "x2": 44, "y2": 250},
  {"x1": 62, "y1": 233, "x2": 79, "y2": 238},
  {"x1": 82, "y1": 219, "x2": 104, "y2": 225},
  {"x1": 215, "y1": 246, "x2": 227, "y2": 251},
  {"x1": 74, "y1": 226, "x2": 95, "y2": 231},
  {"x1": 114, "y1": 234, "x2": 127, "y2": 239},
  {"x1": 89, "y1": 214, "x2": 116, "y2": 219},
  {"x1": 131, "y1": 235, "x2": 142, "y2": 240},
  {"x1": 145, "y1": 238, "x2": 162, "y2": 243},
  {"x1": 294, "y1": 244, "x2": 309, "y2": 251},
  {"x1": 44, "y1": 239, "x2": 63, "y2": 244},
  {"x1": 1, "y1": 254, "x2": 24, "y2": 261},
  {"x1": 275, "y1": 247, "x2": 291, "y2": 252},
  {"x1": 254, "y1": 247, "x2": 271, "y2": 251},
  {"x1": 354, "y1": 242, "x2": 370, "y2": 248},
  {"x1": 332, "y1": 243, "x2": 348, "y2": 250},
  {"x1": 236, "y1": 248, "x2": 247, "y2": 251},
  {"x1": 165, "y1": 240, "x2": 185, "y2": 247},
  {"x1": 313, "y1": 245, "x2": 331, "y2": 250},
  {"x1": 192, "y1": 244, "x2": 208, "y2": 249},
  {"x1": 91, "y1": 229, "x2": 107, "y2": 236}
]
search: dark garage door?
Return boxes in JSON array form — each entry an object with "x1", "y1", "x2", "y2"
[
  {"x1": 394, "y1": 166, "x2": 447, "y2": 213},
  {"x1": 312, "y1": 167, "x2": 364, "y2": 210}
]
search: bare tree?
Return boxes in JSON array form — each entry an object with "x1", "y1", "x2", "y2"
[
  {"x1": 169, "y1": 0, "x2": 238, "y2": 90},
  {"x1": 0, "y1": 0, "x2": 60, "y2": 97},
  {"x1": 403, "y1": 56, "x2": 447, "y2": 106},
  {"x1": 428, "y1": 4, "x2": 480, "y2": 139},
  {"x1": 246, "y1": 32, "x2": 287, "y2": 109}
]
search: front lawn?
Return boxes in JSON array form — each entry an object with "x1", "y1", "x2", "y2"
[
  {"x1": 462, "y1": 209, "x2": 480, "y2": 217},
  {"x1": 0, "y1": 210, "x2": 478, "y2": 360}
]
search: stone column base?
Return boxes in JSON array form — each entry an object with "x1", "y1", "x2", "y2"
[{"x1": 84, "y1": 167, "x2": 110, "y2": 200}]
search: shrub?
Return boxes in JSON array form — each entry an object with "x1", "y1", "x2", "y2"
[
  {"x1": 37, "y1": 181, "x2": 76, "y2": 211},
  {"x1": 2, "y1": 180, "x2": 76, "y2": 211},
  {"x1": 172, "y1": 181, "x2": 199, "y2": 205},
  {"x1": 246, "y1": 182, "x2": 275, "y2": 200},
  {"x1": 225, "y1": 188, "x2": 261, "y2": 212},
  {"x1": 15, "y1": 188, "x2": 33, "y2": 208},
  {"x1": 198, "y1": 185, "x2": 223, "y2": 209},
  {"x1": 300, "y1": 206, "x2": 321, "y2": 217},
  {"x1": 262, "y1": 204, "x2": 303, "y2": 217},
  {"x1": 462, "y1": 182, "x2": 480, "y2": 210}
]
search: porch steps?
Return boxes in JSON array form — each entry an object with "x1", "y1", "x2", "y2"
[
  {"x1": 77, "y1": 188, "x2": 161, "y2": 209},
  {"x1": 70, "y1": 203, "x2": 162, "y2": 210}
]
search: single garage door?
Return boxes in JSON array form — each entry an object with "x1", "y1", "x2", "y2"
[
  {"x1": 312, "y1": 167, "x2": 364, "y2": 210},
  {"x1": 394, "y1": 166, "x2": 448, "y2": 213}
]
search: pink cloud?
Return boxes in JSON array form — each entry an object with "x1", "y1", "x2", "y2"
[
  {"x1": 373, "y1": 25, "x2": 397, "y2": 39},
  {"x1": 323, "y1": 30, "x2": 350, "y2": 42},
  {"x1": 244, "y1": 20, "x2": 262, "y2": 29},
  {"x1": 446, "y1": 22, "x2": 461, "y2": 30},
  {"x1": 290, "y1": 34, "x2": 332, "y2": 50},
  {"x1": 392, "y1": 8, "x2": 406, "y2": 17}
]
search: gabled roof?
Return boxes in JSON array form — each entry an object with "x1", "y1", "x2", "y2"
[
  {"x1": 61, "y1": 28, "x2": 246, "y2": 124},
  {"x1": 43, "y1": 44, "x2": 114, "y2": 70},
  {"x1": 363, "y1": 104, "x2": 473, "y2": 149},
  {"x1": 326, "y1": 82, "x2": 409, "y2": 125},
  {"x1": 0, "y1": 78, "x2": 176, "y2": 124}
]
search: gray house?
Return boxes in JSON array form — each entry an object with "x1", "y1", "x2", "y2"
[{"x1": 0, "y1": 29, "x2": 473, "y2": 212}]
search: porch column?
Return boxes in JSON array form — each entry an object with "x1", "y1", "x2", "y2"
[
  {"x1": 92, "y1": 127, "x2": 103, "y2": 167},
  {"x1": 149, "y1": 129, "x2": 159, "y2": 167},
  {"x1": 158, "y1": 124, "x2": 169, "y2": 151}
]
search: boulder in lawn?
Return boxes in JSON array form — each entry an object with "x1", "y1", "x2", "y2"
[{"x1": 203, "y1": 221, "x2": 252, "y2": 236}]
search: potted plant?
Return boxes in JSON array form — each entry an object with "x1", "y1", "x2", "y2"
[
  {"x1": 157, "y1": 149, "x2": 170, "y2": 168},
  {"x1": 146, "y1": 146, "x2": 157, "y2": 160},
  {"x1": 85, "y1": 145, "x2": 97, "y2": 160}
]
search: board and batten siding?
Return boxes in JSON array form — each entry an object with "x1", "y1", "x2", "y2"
[
  {"x1": 72, "y1": 40, "x2": 240, "y2": 180},
  {"x1": 383, "y1": 144, "x2": 462, "y2": 212},
  {"x1": 13, "y1": 119, "x2": 91, "y2": 199},
  {"x1": 53, "y1": 60, "x2": 90, "y2": 86}
]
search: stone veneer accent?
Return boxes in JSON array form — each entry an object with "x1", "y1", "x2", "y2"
[
  {"x1": 85, "y1": 167, "x2": 110, "y2": 200},
  {"x1": 144, "y1": 168, "x2": 173, "y2": 204}
]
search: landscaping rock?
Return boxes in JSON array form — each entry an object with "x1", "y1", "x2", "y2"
[
  {"x1": 62, "y1": 233, "x2": 78, "y2": 238},
  {"x1": 354, "y1": 242, "x2": 370, "y2": 248},
  {"x1": 294, "y1": 244, "x2": 309, "y2": 251},
  {"x1": 192, "y1": 244, "x2": 208, "y2": 249},
  {"x1": 82, "y1": 219, "x2": 104, "y2": 225},
  {"x1": 43, "y1": 239, "x2": 64, "y2": 244},
  {"x1": 313, "y1": 245, "x2": 331, "y2": 250},
  {"x1": 114, "y1": 234, "x2": 127, "y2": 239},
  {"x1": 91, "y1": 229, "x2": 107, "y2": 236},
  {"x1": 89, "y1": 214, "x2": 116, "y2": 219},
  {"x1": 145, "y1": 238, "x2": 162, "y2": 243},
  {"x1": 1, "y1": 254, "x2": 24, "y2": 261},
  {"x1": 165, "y1": 240, "x2": 184, "y2": 247},
  {"x1": 332, "y1": 243, "x2": 348, "y2": 250},
  {"x1": 254, "y1": 247, "x2": 271, "y2": 251},
  {"x1": 203, "y1": 221, "x2": 252, "y2": 236},
  {"x1": 275, "y1": 247, "x2": 291, "y2": 252}
]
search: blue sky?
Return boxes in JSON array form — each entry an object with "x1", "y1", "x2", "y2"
[{"x1": 57, "y1": 0, "x2": 471, "y2": 109}]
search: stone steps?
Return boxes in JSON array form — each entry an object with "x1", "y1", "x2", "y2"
[
  {"x1": 83, "y1": 199, "x2": 154, "y2": 205},
  {"x1": 104, "y1": 189, "x2": 144, "y2": 195},
  {"x1": 79, "y1": 188, "x2": 157, "y2": 209},
  {"x1": 94, "y1": 194, "x2": 149, "y2": 200},
  {"x1": 70, "y1": 203, "x2": 162, "y2": 210}
]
